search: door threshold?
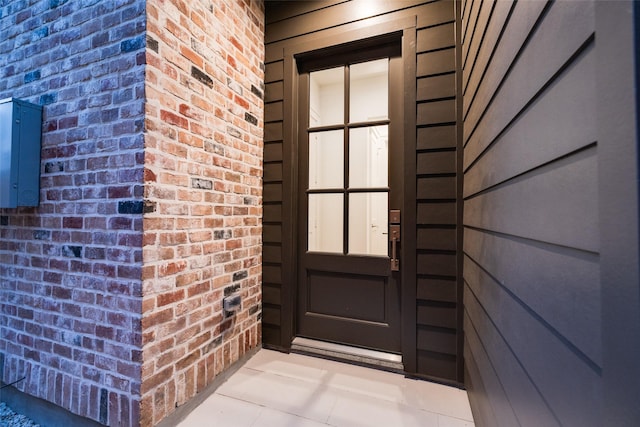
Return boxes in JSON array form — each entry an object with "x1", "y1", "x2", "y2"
[{"x1": 291, "y1": 337, "x2": 404, "y2": 372}]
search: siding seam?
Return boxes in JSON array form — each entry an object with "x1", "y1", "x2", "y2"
[
  {"x1": 463, "y1": 225, "x2": 599, "y2": 258},
  {"x1": 463, "y1": 303, "x2": 525, "y2": 427},
  {"x1": 463, "y1": 254, "x2": 602, "y2": 374},
  {"x1": 461, "y1": 0, "x2": 520, "y2": 122},
  {"x1": 462, "y1": 0, "x2": 499, "y2": 95},
  {"x1": 463, "y1": 34, "x2": 596, "y2": 171},
  {"x1": 464, "y1": 141, "x2": 597, "y2": 200}
]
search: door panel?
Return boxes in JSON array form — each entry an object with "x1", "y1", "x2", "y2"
[
  {"x1": 307, "y1": 271, "x2": 387, "y2": 322},
  {"x1": 297, "y1": 42, "x2": 403, "y2": 354}
]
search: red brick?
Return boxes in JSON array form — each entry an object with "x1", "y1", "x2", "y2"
[
  {"x1": 2, "y1": 0, "x2": 260, "y2": 425},
  {"x1": 160, "y1": 110, "x2": 189, "y2": 129}
]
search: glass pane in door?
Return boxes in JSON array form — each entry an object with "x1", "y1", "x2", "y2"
[
  {"x1": 310, "y1": 67, "x2": 344, "y2": 127},
  {"x1": 350, "y1": 59, "x2": 388, "y2": 123},
  {"x1": 348, "y1": 193, "x2": 388, "y2": 256},
  {"x1": 349, "y1": 126, "x2": 388, "y2": 188},
  {"x1": 309, "y1": 130, "x2": 343, "y2": 189},
  {"x1": 308, "y1": 193, "x2": 343, "y2": 253}
]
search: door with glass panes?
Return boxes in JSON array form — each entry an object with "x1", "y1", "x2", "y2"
[{"x1": 297, "y1": 43, "x2": 403, "y2": 353}]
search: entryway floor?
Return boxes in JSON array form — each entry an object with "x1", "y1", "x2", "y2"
[{"x1": 177, "y1": 349, "x2": 475, "y2": 427}]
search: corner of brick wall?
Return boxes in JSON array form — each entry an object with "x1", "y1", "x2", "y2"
[
  {"x1": 141, "y1": 0, "x2": 265, "y2": 424},
  {"x1": 0, "y1": 1, "x2": 145, "y2": 426}
]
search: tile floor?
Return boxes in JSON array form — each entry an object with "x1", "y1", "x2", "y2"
[{"x1": 178, "y1": 349, "x2": 475, "y2": 427}]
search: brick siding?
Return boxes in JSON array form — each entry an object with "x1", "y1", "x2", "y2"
[
  {"x1": 0, "y1": 0, "x2": 145, "y2": 425},
  {"x1": 141, "y1": 0, "x2": 264, "y2": 424},
  {"x1": 0, "y1": 0, "x2": 264, "y2": 426}
]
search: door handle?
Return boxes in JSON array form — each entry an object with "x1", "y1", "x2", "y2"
[
  {"x1": 390, "y1": 224, "x2": 400, "y2": 271},
  {"x1": 389, "y1": 210, "x2": 400, "y2": 272}
]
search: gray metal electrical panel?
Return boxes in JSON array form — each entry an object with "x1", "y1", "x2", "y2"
[{"x1": 0, "y1": 98, "x2": 43, "y2": 208}]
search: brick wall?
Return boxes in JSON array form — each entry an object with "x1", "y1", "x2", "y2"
[
  {"x1": 0, "y1": 0, "x2": 264, "y2": 426},
  {"x1": 0, "y1": 0, "x2": 145, "y2": 425},
  {"x1": 141, "y1": 0, "x2": 264, "y2": 425}
]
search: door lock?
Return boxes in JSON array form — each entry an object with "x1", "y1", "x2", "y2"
[{"x1": 390, "y1": 210, "x2": 400, "y2": 271}]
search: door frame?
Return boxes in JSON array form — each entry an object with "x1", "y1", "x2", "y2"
[{"x1": 279, "y1": 15, "x2": 418, "y2": 372}]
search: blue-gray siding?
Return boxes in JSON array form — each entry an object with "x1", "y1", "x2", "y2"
[{"x1": 462, "y1": 1, "x2": 601, "y2": 425}]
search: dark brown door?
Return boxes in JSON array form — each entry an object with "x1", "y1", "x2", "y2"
[{"x1": 296, "y1": 43, "x2": 403, "y2": 353}]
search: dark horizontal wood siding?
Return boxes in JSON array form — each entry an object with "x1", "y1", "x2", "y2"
[
  {"x1": 264, "y1": 0, "x2": 462, "y2": 382},
  {"x1": 415, "y1": 1, "x2": 460, "y2": 382},
  {"x1": 262, "y1": 49, "x2": 285, "y2": 347},
  {"x1": 461, "y1": 1, "x2": 601, "y2": 426}
]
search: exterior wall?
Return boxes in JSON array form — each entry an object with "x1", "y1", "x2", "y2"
[
  {"x1": 461, "y1": 1, "x2": 601, "y2": 426},
  {"x1": 263, "y1": 0, "x2": 463, "y2": 382},
  {"x1": 0, "y1": 0, "x2": 146, "y2": 425},
  {"x1": 142, "y1": 0, "x2": 264, "y2": 425},
  {"x1": 597, "y1": 4, "x2": 640, "y2": 425},
  {"x1": 0, "y1": 0, "x2": 264, "y2": 426}
]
